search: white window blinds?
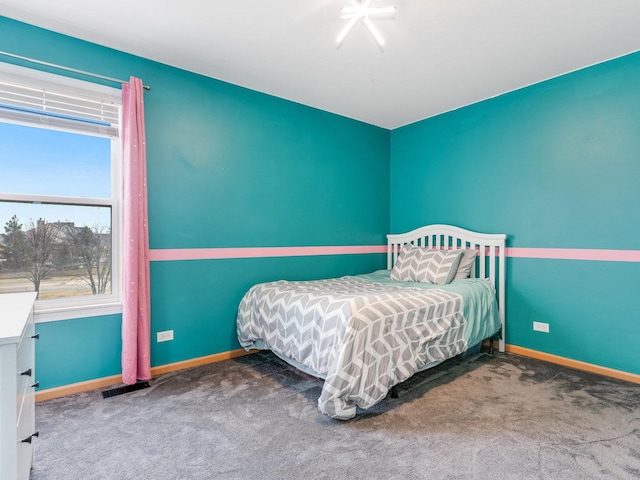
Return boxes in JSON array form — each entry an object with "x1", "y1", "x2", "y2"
[{"x1": 0, "y1": 63, "x2": 120, "y2": 137}]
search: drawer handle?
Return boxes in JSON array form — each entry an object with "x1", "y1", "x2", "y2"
[
  {"x1": 21, "y1": 431, "x2": 39, "y2": 444},
  {"x1": 31, "y1": 381, "x2": 40, "y2": 389},
  {"x1": 32, "y1": 332, "x2": 40, "y2": 340},
  {"x1": 21, "y1": 368, "x2": 32, "y2": 377}
]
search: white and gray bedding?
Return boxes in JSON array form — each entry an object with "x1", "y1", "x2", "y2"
[{"x1": 236, "y1": 270, "x2": 500, "y2": 420}]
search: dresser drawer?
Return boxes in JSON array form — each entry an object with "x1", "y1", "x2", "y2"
[
  {"x1": 16, "y1": 366, "x2": 30, "y2": 420},
  {"x1": 16, "y1": 434, "x2": 34, "y2": 480},
  {"x1": 17, "y1": 371, "x2": 35, "y2": 429},
  {"x1": 15, "y1": 335, "x2": 35, "y2": 417},
  {"x1": 16, "y1": 315, "x2": 35, "y2": 374},
  {"x1": 17, "y1": 380, "x2": 35, "y2": 440}
]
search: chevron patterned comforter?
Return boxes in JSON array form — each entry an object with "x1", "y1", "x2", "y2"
[{"x1": 236, "y1": 271, "x2": 500, "y2": 420}]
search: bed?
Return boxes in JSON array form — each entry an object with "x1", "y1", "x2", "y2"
[{"x1": 236, "y1": 224, "x2": 506, "y2": 420}]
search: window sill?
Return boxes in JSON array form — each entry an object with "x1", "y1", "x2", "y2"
[{"x1": 35, "y1": 301, "x2": 122, "y2": 323}]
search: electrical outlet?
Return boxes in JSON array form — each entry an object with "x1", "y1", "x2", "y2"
[
  {"x1": 157, "y1": 330, "x2": 174, "y2": 342},
  {"x1": 533, "y1": 322, "x2": 550, "y2": 333}
]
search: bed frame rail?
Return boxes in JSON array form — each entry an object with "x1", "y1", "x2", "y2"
[{"x1": 387, "y1": 224, "x2": 507, "y2": 352}]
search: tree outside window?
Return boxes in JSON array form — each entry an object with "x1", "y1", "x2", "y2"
[{"x1": 0, "y1": 214, "x2": 112, "y2": 299}]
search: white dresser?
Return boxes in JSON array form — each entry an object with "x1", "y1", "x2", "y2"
[{"x1": 0, "y1": 292, "x2": 38, "y2": 480}]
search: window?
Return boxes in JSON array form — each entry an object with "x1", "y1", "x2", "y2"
[{"x1": 0, "y1": 64, "x2": 122, "y2": 321}]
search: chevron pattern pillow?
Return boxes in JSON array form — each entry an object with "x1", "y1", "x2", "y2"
[{"x1": 391, "y1": 245, "x2": 464, "y2": 285}]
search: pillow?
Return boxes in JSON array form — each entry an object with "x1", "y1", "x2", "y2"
[
  {"x1": 455, "y1": 249, "x2": 478, "y2": 280},
  {"x1": 391, "y1": 245, "x2": 464, "y2": 285}
]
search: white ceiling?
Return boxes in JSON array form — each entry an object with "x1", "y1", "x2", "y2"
[{"x1": 2, "y1": 0, "x2": 640, "y2": 129}]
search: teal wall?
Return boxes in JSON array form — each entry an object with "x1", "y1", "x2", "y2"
[
  {"x1": 390, "y1": 52, "x2": 640, "y2": 375},
  {"x1": 35, "y1": 315, "x2": 122, "y2": 389},
  {"x1": 0, "y1": 17, "x2": 389, "y2": 389}
]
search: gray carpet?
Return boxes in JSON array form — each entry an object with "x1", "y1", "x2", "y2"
[{"x1": 31, "y1": 351, "x2": 640, "y2": 480}]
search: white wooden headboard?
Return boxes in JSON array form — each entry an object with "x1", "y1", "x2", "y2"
[{"x1": 387, "y1": 224, "x2": 507, "y2": 352}]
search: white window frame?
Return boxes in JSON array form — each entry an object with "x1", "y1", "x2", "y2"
[{"x1": 0, "y1": 63, "x2": 122, "y2": 322}]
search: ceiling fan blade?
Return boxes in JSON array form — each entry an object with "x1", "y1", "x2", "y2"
[
  {"x1": 336, "y1": 16, "x2": 360, "y2": 45},
  {"x1": 363, "y1": 17, "x2": 385, "y2": 47}
]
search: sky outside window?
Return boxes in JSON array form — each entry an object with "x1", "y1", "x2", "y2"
[{"x1": 0, "y1": 122, "x2": 111, "y2": 229}]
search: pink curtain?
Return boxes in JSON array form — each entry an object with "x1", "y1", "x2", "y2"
[{"x1": 121, "y1": 77, "x2": 151, "y2": 384}]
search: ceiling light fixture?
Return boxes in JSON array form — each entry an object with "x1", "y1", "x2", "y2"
[{"x1": 337, "y1": 0, "x2": 396, "y2": 49}]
